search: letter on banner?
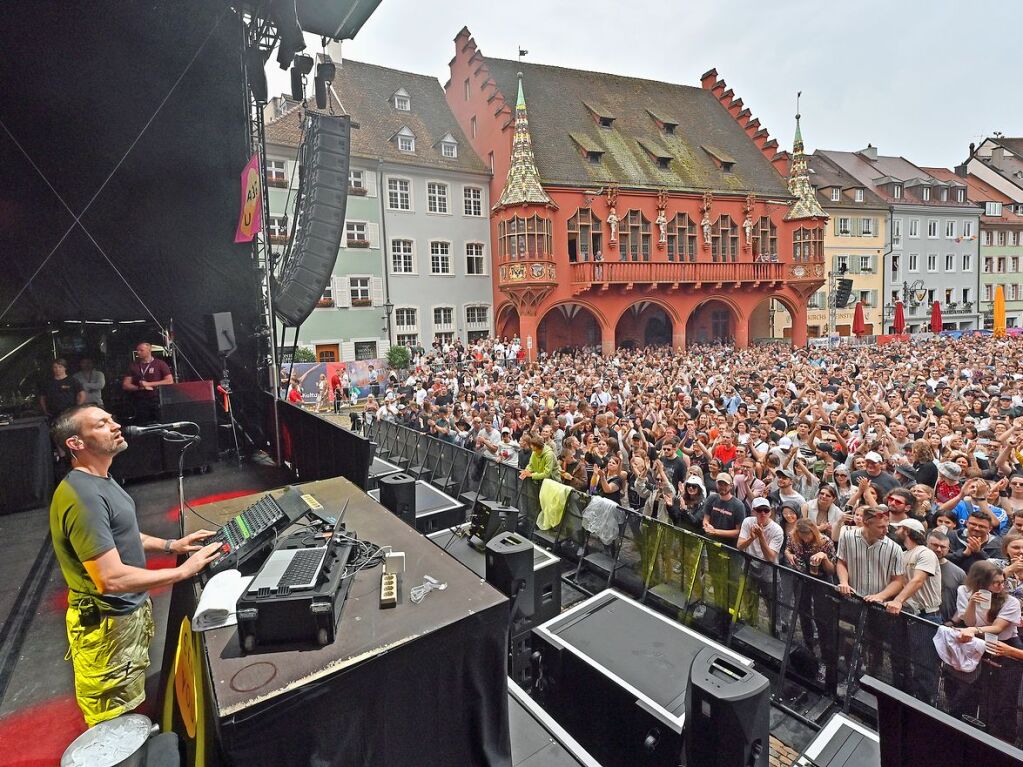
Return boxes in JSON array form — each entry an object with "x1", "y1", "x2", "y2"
[{"x1": 235, "y1": 153, "x2": 263, "y2": 243}]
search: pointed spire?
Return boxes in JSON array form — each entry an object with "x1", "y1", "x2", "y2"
[
  {"x1": 785, "y1": 92, "x2": 826, "y2": 221},
  {"x1": 495, "y1": 72, "x2": 555, "y2": 210}
]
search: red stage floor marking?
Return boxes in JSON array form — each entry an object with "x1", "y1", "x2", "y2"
[{"x1": 0, "y1": 696, "x2": 85, "y2": 764}]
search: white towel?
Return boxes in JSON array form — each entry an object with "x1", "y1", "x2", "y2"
[
  {"x1": 193, "y1": 570, "x2": 252, "y2": 632},
  {"x1": 932, "y1": 625, "x2": 986, "y2": 673},
  {"x1": 582, "y1": 496, "x2": 624, "y2": 545}
]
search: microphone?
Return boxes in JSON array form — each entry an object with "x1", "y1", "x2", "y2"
[{"x1": 123, "y1": 422, "x2": 198, "y2": 437}]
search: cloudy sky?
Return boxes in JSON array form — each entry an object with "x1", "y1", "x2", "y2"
[{"x1": 269, "y1": 0, "x2": 1019, "y2": 169}]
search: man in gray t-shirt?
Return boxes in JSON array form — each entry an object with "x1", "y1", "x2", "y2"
[{"x1": 50, "y1": 405, "x2": 219, "y2": 726}]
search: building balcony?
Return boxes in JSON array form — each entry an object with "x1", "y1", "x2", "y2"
[
  {"x1": 497, "y1": 259, "x2": 558, "y2": 289},
  {"x1": 568, "y1": 259, "x2": 822, "y2": 293}
]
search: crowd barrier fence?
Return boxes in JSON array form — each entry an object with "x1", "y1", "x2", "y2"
[{"x1": 365, "y1": 418, "x2": 1023, "y2": 745}]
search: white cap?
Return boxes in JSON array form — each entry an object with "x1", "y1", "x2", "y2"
[
  {"x1": 778, "y1": 436, "x2": 793, "y2": 450},
  {"x1": 864, "y1": 451, "x2": 884, "y2": 463}
]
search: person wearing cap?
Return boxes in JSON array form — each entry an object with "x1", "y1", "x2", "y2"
[
  {"x1": 699, "y1": 473, "x2": 747, "y2": 543},
  {"x1": 934, "y1": 460, "x2": 963, "y2": 504},
  {"x1": 771, "y1": 466, "x2": 807, "y2": 509},
  {"x1": 851, "y1": 451, "x2": 900, "y2": 499},
  {"x1": 497, "y1": 428, "x2": 519, "y2": 467}
]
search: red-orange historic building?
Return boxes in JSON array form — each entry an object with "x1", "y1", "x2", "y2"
[{"x1": 445, "y1": 28, "x2": 827, "y2": 358}]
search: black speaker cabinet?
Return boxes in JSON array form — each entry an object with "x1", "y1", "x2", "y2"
[
  {"x1": 531, "y1": 590, "x2": 756, "y2": 767},
  {"x1": 210, "y1": 312, "x2": 237, "y2": 356},
  {"x1": 685, "y1": 647, "x2": 770, "y2": 767},
  {"x1": 159, "y1": 381, "x2": 218, "y2": 469},
  {"x1": 485, "y1": 532, "x2": 535, "y2": 619},
  {"x1": 469, "y1": 500, "x2": 519, "y2": 550},
  {"x1": 378, "y1": 472, "x2": 415, "y2": 526},
  {"x1": 273, "y1": 112, "x2": 351, "y2": 327}
]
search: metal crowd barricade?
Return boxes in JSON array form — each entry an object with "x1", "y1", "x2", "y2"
[{"x1": 366, "y1": 424, "x2": 1023, "y2": 747}]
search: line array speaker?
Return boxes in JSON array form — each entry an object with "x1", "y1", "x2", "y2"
[
  {"x1": 835, "y1": 278, "x2": 854, "y2": 308},
  {"x1": 272, "y1": 112, "x2": 351, "y2": 327}
]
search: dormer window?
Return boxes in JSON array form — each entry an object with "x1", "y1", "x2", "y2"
[
  {"x1": 939, "y1": 188, "x2": 948, "y2": 202},
  {"x1": 583, "y1": 101, "x2": 615, "y2": 129},
  {"x1": 921, "y1": 187, "x2": 931, "y2": 201},
  {"x1": 986, "y1": 202, "x2": 1003, "y2": 216},
  {"x1": 393, "y1": 126, "x2": 416, "y2": 153},
  {"x1": 637, "y1": 138, "x2": 672, "y2": 170},
  {"x1": 956, "y1": 188, "x2": 965, "y2": 202},
  {"x1": 892, "y1": 184, "x2": 902, "y2": 199},
  {"x1": 701, "y1": 144, "x2": 735, "y2": 174},
  {"x1": 392, "y1": 88, "x2": 410, "y2": 111},
  {"x1": 645, "y1": 109, "x2": 678, "y2": 136},
  {"x1": 854, "y1": 189, "x2": 864, "y2": 202},
  {"x1": 437, "y1": 132, "x2": 458, "y2": 159},
  {"x1": 830, "y1": 188, "x2": 841, "y2": 202},
  {"x1": 569, "y1": 132, "x2": 604, "y2": 164}
]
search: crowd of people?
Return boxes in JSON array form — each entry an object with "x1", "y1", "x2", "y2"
[{"x1": 365, "y1": 334, "x2": 1023, "y2": 741}]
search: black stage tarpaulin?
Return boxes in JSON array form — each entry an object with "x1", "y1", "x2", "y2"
[
  {"x1": 0, "y1": 2, "x2": 258, "y2": 390},
  {"x1": 179, "y1": 477, "x2": 513, "y2": 766}
]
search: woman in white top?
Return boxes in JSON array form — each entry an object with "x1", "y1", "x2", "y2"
[
  {"x1": 952, "y1": 559, "x2": 1023, "y2": 742},
  {"x1": 955, "y1": 560, "x2": 1021, "y2": 642}
]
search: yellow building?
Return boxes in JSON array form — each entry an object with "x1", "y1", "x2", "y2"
[{"x1": 799, "y1": 154, "x2": 889, "y2": 337}]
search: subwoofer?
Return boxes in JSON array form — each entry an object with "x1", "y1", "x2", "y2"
[
  {"x1": 378, "y1": 472, "x2": 415, "y2": 526},
  {"x1": 273, "y1": 112, "x2": 351, "y2": 327},
  {"x1": 685, "y1": 647, "x2": 770, "y2": 767}
]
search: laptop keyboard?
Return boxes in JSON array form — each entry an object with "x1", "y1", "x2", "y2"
[{"x1": 279, "y1": 548, "x2": 325, "y2": 588}]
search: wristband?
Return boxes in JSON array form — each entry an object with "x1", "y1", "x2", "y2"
[{"x1": 163, "y1": 538, "x2": 173, "y2": 554}]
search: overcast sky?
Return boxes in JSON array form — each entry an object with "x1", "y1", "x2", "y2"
[{"x1": 268, "y1": 0, "x2": 1020, "y2": 169}]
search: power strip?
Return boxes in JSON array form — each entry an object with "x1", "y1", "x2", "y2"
[{"x1": 380, "y1": 572, "x2": 398, "y2": 609}]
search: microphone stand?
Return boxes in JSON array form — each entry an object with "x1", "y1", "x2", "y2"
[{"x1": 159, "y1": 427, "x2": 202, "y2": 532}]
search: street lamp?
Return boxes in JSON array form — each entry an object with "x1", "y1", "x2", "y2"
[{"x1": 383, "y1": 300, "x2": 394, "y2": 345}]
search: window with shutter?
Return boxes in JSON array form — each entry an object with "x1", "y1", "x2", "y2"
[{"x1": 371, "y1": 277, "x2": 384, "y2": 306}]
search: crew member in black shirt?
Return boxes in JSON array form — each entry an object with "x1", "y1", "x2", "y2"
[{"x1": 40, "y1": 358, "x2": 85, "y2": 421}]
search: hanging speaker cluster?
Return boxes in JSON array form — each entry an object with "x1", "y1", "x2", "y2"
[
  {"x1": 834, "y1": 278, "x2": 854, "y2": 308},
  {"x1": 272, "y1": 112, "x2": 351, "y2": 327}
]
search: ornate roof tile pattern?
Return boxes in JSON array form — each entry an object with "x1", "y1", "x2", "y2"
[
  {"x1": 785, "y1": 114, "x2": 828, "y2": 221},
  {"x1": 265, "y1": 60, "x2": 486, "y2": 174},
  {"x1": 495, "y1": 75, "x2": 555, "y2": 210},
  {"x1": 483, "y1": 58, "x2": 791, "y2": 196}
]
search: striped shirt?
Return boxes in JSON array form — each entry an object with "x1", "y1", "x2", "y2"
[{"x1": 837, "y1": 527, "x2": 905, "y2": 597}]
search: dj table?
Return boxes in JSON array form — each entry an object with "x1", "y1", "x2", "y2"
[{"x1": 177, "y1": 476, "x2": 512, "y2": 766}]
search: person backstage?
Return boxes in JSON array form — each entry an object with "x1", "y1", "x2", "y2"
[{"x1": 50, "y1": 405, "x2": 220, "y2": 726}]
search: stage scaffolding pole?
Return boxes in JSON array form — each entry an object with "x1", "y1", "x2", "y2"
[{"x1": 241, "y1": 11, "x2": 282, "y2": 464}]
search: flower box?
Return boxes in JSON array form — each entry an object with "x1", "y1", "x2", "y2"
[
  {"x1": 347, "y1": 239, "x2": 371, "y2": 249},
  {"x1": 316, "y1": 298, "x2": 335, "y2": 308},
  {"x1": 351, "y1": 298, "x2": 372, "y2": 307},
  {"x1": 349, "y1": 186, "x2": 368, "y2": 196},
  {"x1": 266, "y1": 177, "x2": 288, "y2": 188}
]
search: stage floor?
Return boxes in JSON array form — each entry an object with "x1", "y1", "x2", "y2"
[{"x1": 0, "y1": 458, "x2": 292, "y2": 762}]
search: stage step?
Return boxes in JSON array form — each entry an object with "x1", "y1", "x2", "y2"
[
  {"x1": 730, "y1": 624, "x2": 787, "y2": 666},
  {"x1": 646, "y1": 583, "x2": 687, "y2": 612},
  {"x1": 406, "y1": 465, "x2": 432, "y2": 481},
  {"x1": 581, "y1": 550, "x2": 616, "y2": 576}
]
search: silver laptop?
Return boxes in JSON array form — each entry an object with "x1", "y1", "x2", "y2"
[{"x1": 247, "y1": 546, "x2": 328, "y2": 593}]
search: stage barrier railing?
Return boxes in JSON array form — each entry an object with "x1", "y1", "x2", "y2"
[{"x1": 363, "y1": 418, "x2": 1023, "y2": 747}]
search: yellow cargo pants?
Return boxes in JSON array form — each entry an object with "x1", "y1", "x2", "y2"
[{"x1": 65, "y1": 598, "x2": 154, "y2": 727}]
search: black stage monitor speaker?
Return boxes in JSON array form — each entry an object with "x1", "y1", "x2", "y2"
[
  {"x1": 468, "y1": 500, "x2": 518, "y2": 552},
  {"x1": 835, "y1": 278, "x2": 854, "y2": 309},
  {"x1": 685, "y1": 647, "x2": 770, "y2": 767},
  {"x1": 273, "y1": 112, "x2": 351, "y2": 326},
  {"x1": 211, "y1": 312, "x2": 237, "y2": 356},
  {"x1": 485, "y1": 532, "x2": 534, "y2": 619},
  {"x1": 379, "y1": 472, "x2": 415, "y2": 526}
]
